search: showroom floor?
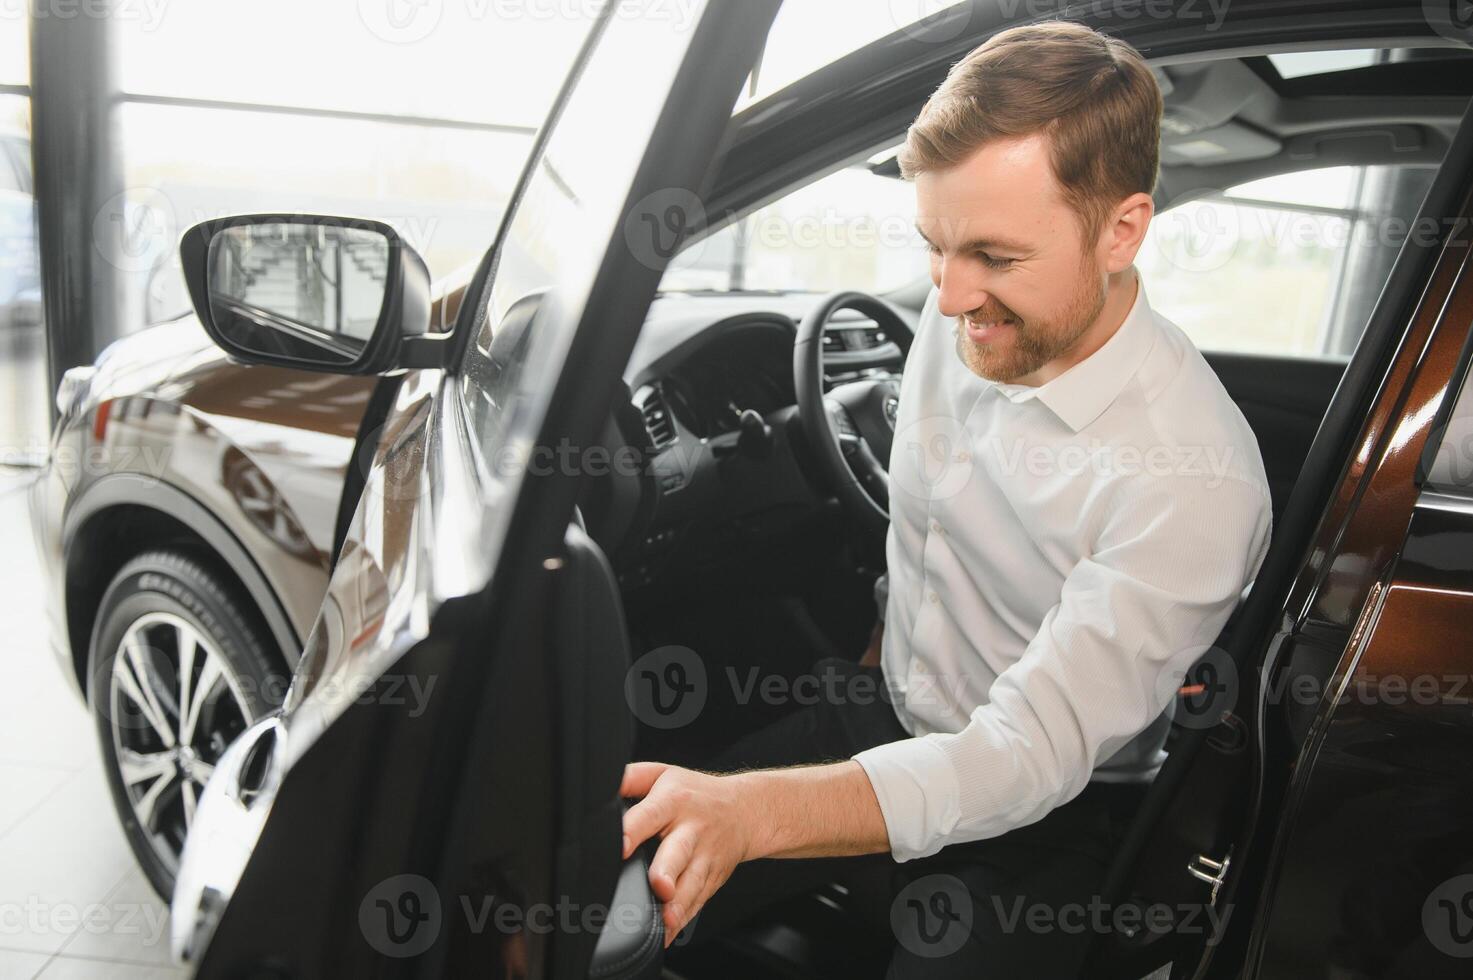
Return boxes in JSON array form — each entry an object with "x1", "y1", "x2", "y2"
[{"x1": 0, "y1": 468, "x2": 187, "y2": 979}]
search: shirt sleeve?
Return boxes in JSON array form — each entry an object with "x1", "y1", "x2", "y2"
[{"x1": 852, "y1": 472, "x2": 1272, "y2": 862}]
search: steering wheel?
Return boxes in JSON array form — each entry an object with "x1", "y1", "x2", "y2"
[{"x1": 793, "y1": 291, "x2": 915, "y2": 536}]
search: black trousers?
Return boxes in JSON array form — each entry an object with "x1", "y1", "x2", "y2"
[{"x1": 677, "y1": 657, "x2": 1141, "y2": 979}]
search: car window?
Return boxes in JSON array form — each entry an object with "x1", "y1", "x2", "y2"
[
  {"x1": 0, "y1": 142, "x2": 22, "y2": 194},
  {"x1": 661, "y1": 162, "x2": 929, "y2": 295},
  {"x1": 1137, "y1": 164, "x2": 1438, "y2": 359},
  {"x1": 456, "y1": 7, "x2": 714, "y2": 529},
  {"x1": 1423, "y1": 338, "x2": 1473, "y2": 495},
  {"x1": 733, "y1": 1, "x2": 967, "y2": 111}
]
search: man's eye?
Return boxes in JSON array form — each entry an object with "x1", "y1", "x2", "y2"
[{"x1": 977, "y1": 252, "x2": 1015, "y2": 270}]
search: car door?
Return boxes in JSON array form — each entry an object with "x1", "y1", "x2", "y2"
[
  {"x1": 169, "y1": 2, "x2": 783, "y2": 977},
  {"x1": 1235, "y1": 152, "x2": 1473, "y2": 977},
  {"x1": 1082, "y1": 97, "x2": 1473, "y2": 980}
]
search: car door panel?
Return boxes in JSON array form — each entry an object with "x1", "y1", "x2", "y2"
[
  {"x1": 1244, "y1": 226, "x2": 1473, "y2": 978},
  {"x1": 1248, "y1": 495, "x2": 1473, "y2": 978},
  {"x1": 171, "y1": 2, "x2": 785, "y2": 976},
  {"x1": 551, "y1": 520, "x2": 659, "y2": 980},
  {"x1": 1087, "y1": 98, "x2": 1473, "y2": 980}
]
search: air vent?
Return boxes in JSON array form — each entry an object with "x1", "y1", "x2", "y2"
[
  {"x1": 638, "y1": 386, "x2": 678, "y2": 451},
  {"x1": 825, "y1": 319, "x2": 887, "y2": 352}
]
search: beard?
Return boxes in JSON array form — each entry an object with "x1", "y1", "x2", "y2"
[{"x1": 955, "y1": 262, "x2": 1107, "y2": 383}]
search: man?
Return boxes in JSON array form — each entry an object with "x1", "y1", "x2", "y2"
[{"x1": 622, "y1": 20, "x2": 1272, "y2": 976}]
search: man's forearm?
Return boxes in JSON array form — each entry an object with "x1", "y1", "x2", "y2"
[
  {"x1": 621, "y1": 759, "x2": 892, "y2": 942},
  {"x1": 737, "y1": 761, "x2": 890, "y2": 859}
]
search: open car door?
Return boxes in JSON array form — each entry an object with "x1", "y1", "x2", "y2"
[
  {"x1": 1087, "y1": 95, "x2": 1473, "y2": 980},
  {"x1": 168, "y1": 2, "x2": 783, "y2": 977}
]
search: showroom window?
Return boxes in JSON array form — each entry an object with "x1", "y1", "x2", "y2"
[
  {"x1": 0, "y1": 2, "x2": 596, "y2": 464},
  {"x1": 0, "y1": 14, "x2": 44, "y2": 464},
  {"x1": 1137, "y1": 164, "x2": 1438, "y2": 359},
  {"x1": 109, "y1": 0, "x2": 592, "y2": 336},
  {"x1": 671, "y1": 156, "x2": 1438, "y2": 365}
]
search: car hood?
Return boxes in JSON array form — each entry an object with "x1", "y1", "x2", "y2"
[
  {"x1": 53, "y1": 313, "x2": 378, "y2": 632},
  {"x1": 85, "y1": 313, "x2": 222, "y2": 406}
]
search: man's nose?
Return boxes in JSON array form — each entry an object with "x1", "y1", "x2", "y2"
[{"x1": 934, "y1": 260, "x2": 989, "y2": 320}]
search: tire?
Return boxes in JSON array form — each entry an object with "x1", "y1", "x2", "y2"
[{"x1": 88, "y1": 550, "x2": 287, "y2": 900}]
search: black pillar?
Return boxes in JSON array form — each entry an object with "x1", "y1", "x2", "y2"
[{"x1": 29, "y1": 0, "x2": 124, "y2": 414}]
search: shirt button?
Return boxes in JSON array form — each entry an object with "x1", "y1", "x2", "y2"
[
  {"x1": 931, "y1": 520, "x2": 944, "y2": 535},
  {"x1": 928, "y1": 591, "x2": 940, "y2": 605},
  {"x1": 954, "y1": 451, "x2": 971, "y2": 463}
]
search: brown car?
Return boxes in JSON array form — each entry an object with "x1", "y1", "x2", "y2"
[{"x1": 27, "y1": 2, "x2": 1473, "y2": 977}]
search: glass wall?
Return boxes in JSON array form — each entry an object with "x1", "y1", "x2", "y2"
[
  {"x1": 110, "y1": 1, "x2": 590, "y2": 336},
  {"x1": 0, "y1": 1, "x2": 593, "y2": 463},
  {"x1": 1137, "y1": 164, "x2": 1439, "y2": 358},
  {"x1": 0, "y1": 12, "x2": 43, "y2": 463}
]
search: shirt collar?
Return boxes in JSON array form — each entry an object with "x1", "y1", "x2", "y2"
[{"x1": 981, "y1": 277, "x2": 1158, "y2": 433}]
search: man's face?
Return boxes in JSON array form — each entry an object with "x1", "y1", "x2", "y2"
[{"x1": 915, "y1": 133, "x2": 1108, "y2": 384}]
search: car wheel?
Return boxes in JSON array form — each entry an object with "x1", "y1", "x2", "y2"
[{"x1": 88, "y1": 550, "x2": 287, "y2": 900}]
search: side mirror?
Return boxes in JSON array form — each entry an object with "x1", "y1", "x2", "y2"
[{"x1": 180, "y1": 214, "x2": 442, "y2": 375}]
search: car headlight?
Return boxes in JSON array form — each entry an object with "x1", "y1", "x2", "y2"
[{"x1": 55, "y1": 365, "x2": 96, "y2": 419}]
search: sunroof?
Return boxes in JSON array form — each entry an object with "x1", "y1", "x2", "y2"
[
  {"x1": 1267, "y1": 49, "x2": 1382, "y2": 78},
  {"x1": 1267, "y1": 47, "x2": 1473, "y2": 80}
]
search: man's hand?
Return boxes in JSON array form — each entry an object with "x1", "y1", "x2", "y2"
[
  {"x1": 620, "y1": 760, "x2": 891, "y2": 945},
  {"x1": 619, "y1": 763, "x2": 758, "y2": 945}
]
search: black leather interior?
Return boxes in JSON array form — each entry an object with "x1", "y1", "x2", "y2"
[
  {"x1": 1204, "y1": 351, "x2": 1346, "y2": 524},
  {"x1": 565, "y1": 348, "x2": 1339, "y2": 980},
  {"x1": 589, "y1": 848, "x2": 664, "y2": 980}
]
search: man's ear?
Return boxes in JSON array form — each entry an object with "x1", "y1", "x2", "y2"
[{"x1": 1101, "y1": 192, "x2": 1155, "y2": 274}]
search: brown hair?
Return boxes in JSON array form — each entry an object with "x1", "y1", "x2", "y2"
[{"x1": 898, "y1": 20, "x2": 1162, "y2": 242}]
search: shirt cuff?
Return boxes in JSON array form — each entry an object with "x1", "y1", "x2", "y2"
[{"x1": 852, "y1": 735, "x2": 962, "y2": 862}]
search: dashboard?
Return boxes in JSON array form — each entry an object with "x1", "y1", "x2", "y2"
[
  {"x1": 662, "y1": 327, "x2": 795, "y2": 439},
  {"x1": 588, "y1": 290, "x2": 912, "y2": 591}
]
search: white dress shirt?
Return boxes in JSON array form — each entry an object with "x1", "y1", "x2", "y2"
[{"x1": 852, "y1": 275, "x2": 1272, "y2": 862}]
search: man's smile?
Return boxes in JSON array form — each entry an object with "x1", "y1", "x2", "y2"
[{"x1": 963, "y1": 317, "x2": 1017, "y2": 344}]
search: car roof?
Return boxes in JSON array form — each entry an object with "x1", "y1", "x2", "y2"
[{"x1": 700, "y1": 0, "x2": 1472, "y2": 236}]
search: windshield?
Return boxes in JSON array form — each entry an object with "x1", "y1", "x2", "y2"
[
  {"x1": 734, "y1": 1, "x2": 968, "y2": 111},
  {"x1": 659, "y1": 1, "x2": 967, "y2": 294},
  {"x1": 661, "y1": 154, "x2": 929, "y2": 294}
]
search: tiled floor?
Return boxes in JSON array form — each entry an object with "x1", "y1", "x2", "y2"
[{"x1": 0, "y1": 469, "x2": 189, "y2": 979}]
